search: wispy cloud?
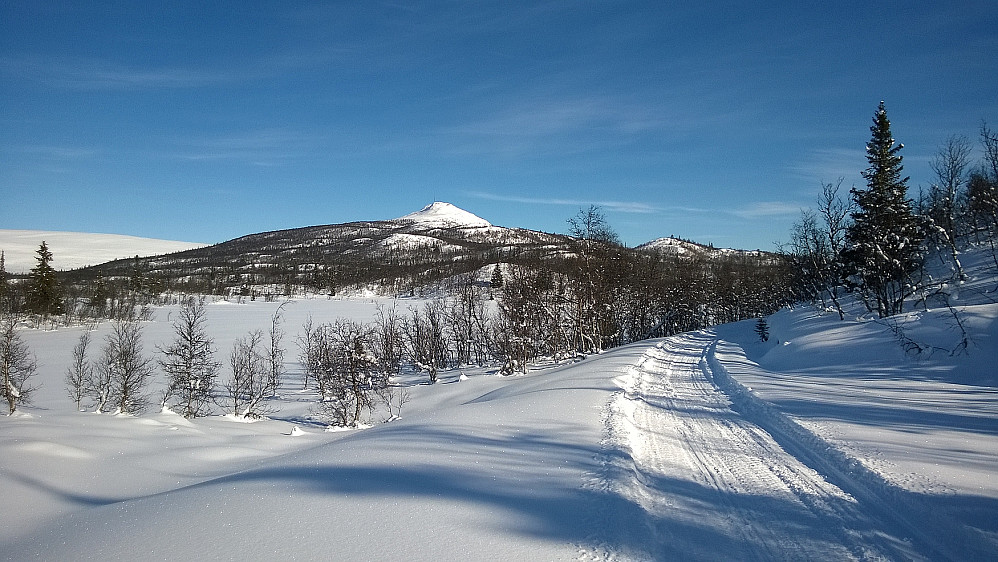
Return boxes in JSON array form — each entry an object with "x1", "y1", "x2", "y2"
[
  {"x1": 1, "y1": 49, "x2": 350, "y2": 91},
  {"x1": 164, "y1": 129, "x2": 324, "y2": 165},
  {"x1": 467, "y1": 191, "x2": 707, "y2": 215},
  {"x1": 727, "y1": 201, "x2": 805, "y2": 219},
  {"x1": 441, "y1": 88, "x2": 672, "y2": 159},
  {"x1": 453, "y1": 96, "x2": 663, "y2": 139},
  {"x1": 0, "y1": 55, "x2": 235, "y2": 90},
  {"x1": 787, "y1": 147, "x2": 866, "y2": 184},
  {"x1": 9, "y1": 144, "x2": 100, "y2": 159}
]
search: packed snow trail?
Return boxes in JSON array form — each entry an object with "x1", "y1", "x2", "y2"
[{"x1": 599, "y1": 330, "x2": 965, "y2": 561}]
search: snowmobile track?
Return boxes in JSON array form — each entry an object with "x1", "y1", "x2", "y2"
[{"x1": 601, "y1": 330, "x2": 993, "y2": 561}]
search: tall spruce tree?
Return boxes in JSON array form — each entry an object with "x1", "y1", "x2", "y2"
[
  {"x1": 0, "y1": 251, "x2": 8, "y2": 312},
  {"x1": 843, "y1": 102, "x2": 923, "y2": 317},
  {"x1": 26, "y1": 242, "x2": 62, "y2": 316}
]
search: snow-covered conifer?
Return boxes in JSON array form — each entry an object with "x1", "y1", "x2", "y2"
[
  {"x1": 843, "y1": 102, "x2": 924, "y2": 317},
  {"x1": 26, "y1": 241, "x2": 62, "y2": 316}
]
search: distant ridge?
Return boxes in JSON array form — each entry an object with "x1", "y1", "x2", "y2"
[{"x1": 0, "y1": 230, "x2": 207, "y2": 273}]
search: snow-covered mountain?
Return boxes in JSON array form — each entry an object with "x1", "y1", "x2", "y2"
[
  {"x1": 30, "y1": 202, "x2": 774, "y2": 297},
  {"x1": 395, "y1": 202, "x2": 492, "y2": 228},
  {"x1": 0, "y1": 230, "x2": 207, "y2": 273},
  {"x1": 68, "y1": 202, "x2": 574, "y2": 294}
]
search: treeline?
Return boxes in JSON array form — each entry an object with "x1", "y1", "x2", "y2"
[
  {"x1": 785, "y1": 103, "x2": 998, "y2": 331},
  {"x1": 323, "y1": 208, "x2": 788, "y2": 382}
]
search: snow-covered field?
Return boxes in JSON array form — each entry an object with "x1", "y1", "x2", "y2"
[{"x1": 2, "y1": 258, "x2": 996, "y2": 559}]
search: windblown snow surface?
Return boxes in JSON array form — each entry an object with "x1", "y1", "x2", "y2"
[{"x1": 2, "y1": 254, "x2": 996, "y2": 560}]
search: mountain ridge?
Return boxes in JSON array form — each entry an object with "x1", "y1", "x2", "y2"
[
  {"x1": 6, "y1": 203, "x2": 760, "y2": 275},
  {"x1": 60, "y1": 202, "x2": 578, "y2": 295}
]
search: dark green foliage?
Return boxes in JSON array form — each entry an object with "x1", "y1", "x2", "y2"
[
  {"x1": 490, "y1": 264, "x2": 503, "y2": 292},
  {"x1": 26, "y1": 242, "x2": 62, "y2": 316},
  {"x1": 0, "y1": 252, "x2": 8, "y2": 313},
  {"x1": 755, "y1": 317, "x2": 770, "y2": 342},
  {"x1": 843, "y1": 102, "x2": 924, "y2": 317}
]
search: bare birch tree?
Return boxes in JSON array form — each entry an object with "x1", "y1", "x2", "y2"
[
  {"x1": 66, "y1": 330, "x2": 93, "y2": 411},
  {"x1": 225, "y1": 330, "x2": 273, "y2": 419},
  {"x1": 95, "y1": 319, "x2": 155, "y2": 415},
  {"x1": 159, "y1": 297, "x2": 219, "y2": 418},
  {"x1": 1, "y1": 315, "x2": 37, "y2": 414},
  {"x1": 266, "y1": 302, "x2": 288, "y2": 396}
]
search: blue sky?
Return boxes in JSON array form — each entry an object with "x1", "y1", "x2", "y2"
[{"x1": 2, "y1": 1, "x2": 996, "y2": 250}]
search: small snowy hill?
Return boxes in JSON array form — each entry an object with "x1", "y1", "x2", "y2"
[
  {"x1": 0, "y1": 230, "x2": 207, "y2": 273},
  {"x1": 635, "y1": 236, "x2": 708, "y2": 256},
  {"x1": 636, "y1": 236, "x2": 764, "y2": 258},
  {"x1": 395, "y1": 202, "x2": 492, "y2": 228}
]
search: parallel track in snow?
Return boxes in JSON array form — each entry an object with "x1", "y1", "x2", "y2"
[{"x1": 597, "y1": 331, "x2": 991, "y2": 561}]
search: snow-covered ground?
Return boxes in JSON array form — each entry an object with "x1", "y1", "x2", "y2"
[
  {"x1": 0, "y1": 230, "x2": 207, "y2": 273},
  {"x1": 2, "y1": 256, "x2": 996, "y2": 559}
]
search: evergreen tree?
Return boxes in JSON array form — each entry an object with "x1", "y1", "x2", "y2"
[
  {"x1": 128, "y1": 255, "x2": 146, "y2": 306},
  {"x1": 755, "y1": 317, "x2": 770, "y2": 342},
  {"x1": 0, "y1": 251, "x2": 8, "y2": 312},
  {"x1": 842, "y1": 102, "x2": 923, "y2": 317},
  {"x1": 490, "y1": 264, "x2": 504, "y2": 291},
  {"x1": 89, "y1": 273, "x2": 109, "y2": 318},
  {"x1": 26, "y1": 242, "x2": 62, "y2": 316},
  {"x1": 489, "y1": 264, "x2": 504, "y2": 300}
]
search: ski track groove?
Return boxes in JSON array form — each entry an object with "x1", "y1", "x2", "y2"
[
  {"x1": 597, "y1": 330, "x2": 995, "y2": 561},
  {"x1": 703, "y1": 335, "x2": 995, "y2": 561}
]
